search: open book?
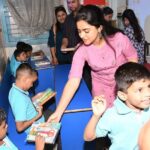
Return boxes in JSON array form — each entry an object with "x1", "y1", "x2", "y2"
[
  {"x1": 27, "y1": 122, "x2": 61, "y2": 144},
  {"x1": 33, "y1": 88, "x2": 56, "y2": 107},
  {"x1": 31, "y1": 50, "x2": 44, "y2": 61}
]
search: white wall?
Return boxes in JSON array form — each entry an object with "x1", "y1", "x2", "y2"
[{"x1": 128, "y1": 0, "x2": 150, "y2": 42}]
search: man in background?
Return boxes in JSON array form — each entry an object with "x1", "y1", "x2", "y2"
[
  {"x1": 62, "y1": 0, "x2": 92, "y2": 92},
  {"x1": 61, "y1": 0, "x2": 81, "y2": 51}
]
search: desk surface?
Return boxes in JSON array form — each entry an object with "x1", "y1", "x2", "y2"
[
  {"x1": 55, "y1": 65, "x2": 95, "y2": 150},
  {"x1": 55, "y1": 64, "x2": 92, "y2": 110}
]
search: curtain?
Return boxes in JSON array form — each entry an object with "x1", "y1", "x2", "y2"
[
  {"x1": 7, "y1": 0, "x2": 63, "y2": 37},
  {"x1": 0, "y1": 23, "x2": 6, "y2": 81}
]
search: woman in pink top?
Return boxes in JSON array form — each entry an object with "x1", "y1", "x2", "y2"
[{"x1": 48, "y1": 5, "x2": 138, "y2": 123}]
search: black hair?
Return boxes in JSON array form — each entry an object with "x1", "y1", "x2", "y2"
[
  {"x1": 14, "y1": 49, "x2": 26, "y2": 58},
  {"x1": 16, "y1": 41, "x2": 26, "y2": 50},
  {"x1": 75, "y1": 5, "x2": 123, "y2": 58},
  {"x1": 53, "y1": 5, "x2": 67, "y2": 33},
  {"x1": 115, "y1": 62, "x2": 150, "y2": 92},
  {"x1": 103, "y1": 6, "x2": 113, "y2": 15},
  {"x1": 24, "y1": 43, "x2": 33, "y2": 52},
  {"x1": 16, "y1": 63, "x2": 36, "y2": 79},
  {"x1": 122, "y1": 9, "x2": 143, "y2": 42},
  {"x1": 16, "y1": 41, "x2": 32, "y2": 52},
  {"x1": 0, "y1": 108, "x2": 6, "y2": 126}
]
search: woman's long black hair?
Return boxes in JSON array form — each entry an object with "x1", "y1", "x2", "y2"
[
  {"x1": 54, "y1": 5, "x2": 67, "y2": 33},
  {"x1": 122, "y1": 9, "x2": 142, "y2": 42},
  {"x1": 75, "y1": 5, "x2": 123, "y2": 57}
]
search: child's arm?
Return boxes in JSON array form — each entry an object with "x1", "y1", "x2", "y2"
[
  {"x1": 16, "y1": 106, "x2": 43, "y2": 132},
  {"x1": 35, "y1": 135, "x2": 45, "y2": 150},
  {"x1": 84, "y1": 96, "x2": 106, "y2": 141}
]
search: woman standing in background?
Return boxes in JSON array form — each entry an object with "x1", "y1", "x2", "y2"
[
  {"x1": 48, "y1": 6, "x2": 70, "y2": 65},
  {"x1": 122, "y1": 9, "x2": 145, "y2": 64}
]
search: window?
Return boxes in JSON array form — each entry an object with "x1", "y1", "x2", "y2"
[{"x1": 0, "y1": 0, "x2": 49, "y2": 47}]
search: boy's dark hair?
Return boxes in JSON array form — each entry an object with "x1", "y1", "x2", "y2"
[
  {"x1": 103, "y1": 6, "x2": 113, "y2": 15},
  {"x1": 115, "y1": 62, "x2": 150, "y2": 92},
  {"x1": 14, "y1": 48, "x2": 26, "y2": 58},
  {"x1": 16, "y1": 41, "x2": 26, "y2": 50},
  {"x1": 16, "y1": 41, "x2": 33, "y2": 53},
  {"x1": 0, "y1": 108, "x2": 6, "y2": 125},
  {"x1": 16, "y1": 63, "x2": 36, "y2": 79},
  {"x1": 24, "y1": 43, "x2": 33, "y2": 52}
]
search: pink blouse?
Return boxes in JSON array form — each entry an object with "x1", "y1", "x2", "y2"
[{"x1": 69, "y1": 32, "x2": 137, "y2": 107}]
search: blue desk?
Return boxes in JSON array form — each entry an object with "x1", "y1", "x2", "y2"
[
  {"x1": 6, "y1": 64, "x2": 95, "y2": 150},
  {"x1": 55, "y1": 65, "x2": 95, "y2": 150}
]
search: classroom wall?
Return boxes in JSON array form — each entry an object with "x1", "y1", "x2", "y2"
[{"x1": 128, "y1": 0, "x2": 150, "y2": 42}]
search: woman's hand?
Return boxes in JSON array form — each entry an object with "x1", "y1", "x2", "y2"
[{"x1": 47, "y1": 111, "x2": 62, "y2": 123}]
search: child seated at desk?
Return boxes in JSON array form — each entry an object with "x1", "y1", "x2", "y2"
[
  {"x1": 0, "y1": 108, "x2": 46, "y2": 150},
  {"x1": 84, "y1": 62, "x2": 150, "y2": 150},
  {"x1": 10, "y1": 42, "x2": 33, "y2": 77},
  {"x1": 8, "y1": 63, "x2": 60, "y2": 150},
  {"x1": 0, "y1": 108, "x2": 18, "y2": 150},
  {"x1": 10, "y1": 48, "x2": 27, "y2": 77},
  {"x1": 8, "y1": 63, "x2": 50, "y2": 133}
]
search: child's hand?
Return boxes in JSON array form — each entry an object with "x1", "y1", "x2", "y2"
[
  {"x1": 35, "y1": 135, "x2": 45, "y2": 150},
  {"x1": 92, "y1": 95, "x2": 106, "y2": 117},
  {"x1": 32, "y1": 92, "x2": 44, "y2": 101},
  {"x1": 36, "y1": 106, "x2": 43, "y2": 118}
]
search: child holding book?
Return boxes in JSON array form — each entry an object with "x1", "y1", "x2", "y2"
[
  {"x1": 84, "y1": 62, "x2": 150, "y2": 150},
  {"x1": 0, "y1": 108, "x2": 18, "y2": 150},
  {"x1": 0, "y1": 108, "x2": 48, "y2": 150},
  {"x1": 9, "y1": 63, "x2": 46, "y2": 133},
  {"x1": 9, "y1": 63, "x2": 61, "y2": 149}
]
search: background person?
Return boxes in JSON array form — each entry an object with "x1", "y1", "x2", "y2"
[
  {"x1": 48, "y1": 6, "x2": 70, "y2": 65},
  {"x1": 102, "y1": 6, "x2": 113, "y2": 22},
  {"x1": 122, "y1": 9, "x2": 145, "y2": 64}
]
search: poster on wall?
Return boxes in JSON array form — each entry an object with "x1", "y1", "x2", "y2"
[{"x1": 84, "y1": 0, "x2": 106, "y2": 5}]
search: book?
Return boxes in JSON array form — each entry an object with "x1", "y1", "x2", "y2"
[
  {"x1": 61, "y1": 47, "x2": 75, "y2": 52},
  {"x1": 33, "y1": 88, "x2": 56, "y2": 107},
  {"x1": 31, "y1": 55, "x2": 44, "y2": 61},
  {"x1": 34, "y1": 60, "x2": 51, "y2": 67},
  {"x1": 27, "y1": 122, "x2": 61, "y2": 144},
  {"x1": 34, "y1": 59, "x2": 53, "y2": 70}
]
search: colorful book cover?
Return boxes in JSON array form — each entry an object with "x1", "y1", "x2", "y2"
[
  {"x1": 33, "y1": 88, "x2": 56, "y2": 107},
  {"x1": 27, "y1": 122, "x2": 61, "y2": 144}
]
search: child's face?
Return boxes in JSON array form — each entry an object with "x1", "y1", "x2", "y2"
[
  {"x1": 124, "y1": 79, "x2": 150, "y2": 111},
  {"x1": 23, "y1": 75, "x2": 37, "y2": 91},
  {"x1": 19, "y1": 52, "x2": 27, "y2": 62},
  {"x1": 0, "y1": 121, "x2": 7, "y2": 140}
]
